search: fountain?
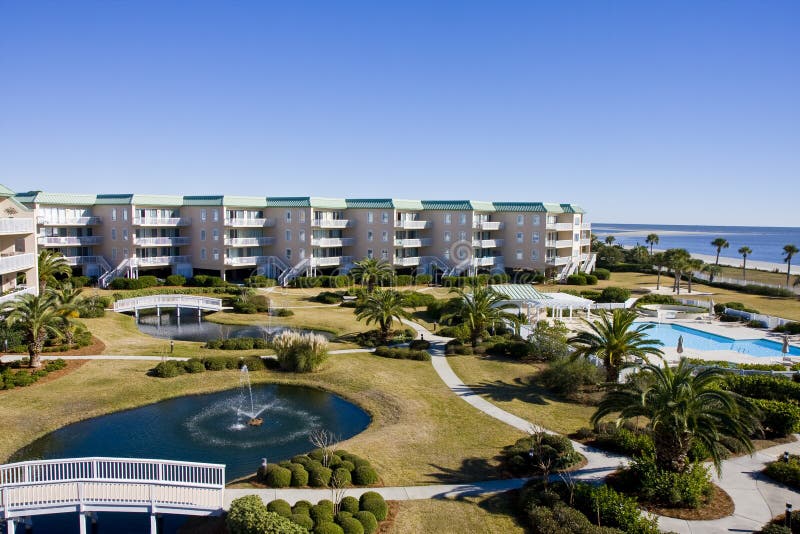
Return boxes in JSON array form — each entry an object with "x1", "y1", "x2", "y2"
[{"x1": 235, "y1": 365, "x2": 266, "y2": 427}]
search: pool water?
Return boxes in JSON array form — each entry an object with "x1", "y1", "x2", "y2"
[{"x1": 639, "y1": 322, "x2": 800, "y2": 358}]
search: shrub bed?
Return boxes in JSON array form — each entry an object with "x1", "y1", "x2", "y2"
[
  {"x1": 501, "y1": 433, "x2": 582, "y2": 476},
  {"x1": 764, "y1": 455, "x2": 800, "y2": 491},
  {"x1": 614, "y1": 455, "x2": 713, "y2": 509},
  {"x1": 0, "y1": 359, "x2": 67, "y2": 390},
  {"x1": 204, "y1": 337, "x2": 269, "y2": 350},
  {"x1": 273, "y1": 330, "x2": 329, "y2": 372},
  {"x1": 372, "y1": 346, "x2": 430, "y2": 361},
  {"x1": 353, "y1": 328, "x2": 414, "y2": 348},
  {"x1": 257, "y1": 450, "x2": 379, "y2": 488}
]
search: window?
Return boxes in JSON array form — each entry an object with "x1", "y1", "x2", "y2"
[
  {"x1": 516, "y1": 232, "x2": 523, "y2": 243},
  {"x1": 112, "y1": 248, "x2": 117, "y2": 260},
  {"x1": 299, "y1": 230, "x2": 306, "y2": 242},
  {"x1": 444, "y1": 213, "x2": 452, "y2": 224},
  {"x1": 381, "y1": 249, "x2": 388, "y2": 259},
  {"x1": 285, "y1": 249, "x2": 292, "y2": 261},
  {"x1": 443, "y1": 248, "x2": 450, "y2": 260},
  {"x1": 381, "y1": 231, "x2": 388, "y2": 242},
  {"x1": 122, "y1": 229, "x2": 128, "y2": 240},
  {"x1": 122, "y1": 209, "x2": 128, "y2": 221},
  {"x1": 201, "y1": 248, "x2": 207, "y2": 260},
  {"x1": 123, "y1": 248, "x2": 129, "y2": 258},
  {"x1": 285, "y1": 230, "x2": 291, "y2": 241},
  {"x1": 200, "y1": 229, "x2": 206, "y2": 241},
  {"x1": 212, "y1": 229, "x2": 219, "y2": 241},
  {"x1": 459, "y1": 213, "x2": 466, "y2": 225},
  {"x1": 367, "y1": 249, "x2": 373, "y2": 259},
  {"x1": 574, "y1": 233, "x2": 580, "y2": 241},
  {"x1": 286, "y1": 211, "x2": 292, "y2": 222},
  {"x1": 517, "y1": 215, "x2": 524, "y2": 226},
  {"x1": 299, "y1": 248, "x2": 306, "y2": 259},
  {"x1": 574, "y1": 215, "x2": 580, "y2": 225},
  {"x1": 111, "y1": 228, "x2": 117, "y2": 240},
  {"x1": 111, "y1": 208, "x2": 117, "y2": 221},
  {"x1": 532, "y1": 215, "x2": 540, "y2": 225},
  {"x1": 381, "y1": 212, "x2": 389, "y2": 224},
  {"x1": 532, "y1": 232, "x2": 540, "y2": 244},
  {"x1": 367, "y1": 212, "x2": 374, "y2": 224},
  {"x1": 212, "y1": 209, "x2": 219, "y2": 222},
  {"x1": 516, "y1": 249, "x2": 523, "y2": 260},
  {"x1": 201, "y1": 209, "x2": 207, "y2": 222},
  {"x1": 531, "y1": 249, "x2": 539, "y2": 260},
  {"x1": 213, "y1": 249, "x2": 220, "y2": 260},
  {"x1": 458, "y1": 231, "x2": 467, "y2": 241},
  {"x1": 444, "y1": 231, "x2": 451, "y2": 242},
  {"x1": 367, "y1": 230, "x2": 374, "y2": 242},
  {"x1": 299, "y1": 211, "x2": 306, "y2": 223}
]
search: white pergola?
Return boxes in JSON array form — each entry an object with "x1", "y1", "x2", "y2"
[{"x1": 490, "y1": 284, "x2": 595, "y2": 323}]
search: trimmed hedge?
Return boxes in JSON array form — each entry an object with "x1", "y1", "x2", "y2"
[
  {"x1": 265, "y1": 466, "x2": 292, "y2": 488},
  {"x1": 204, "y1": 337, "x2": 268, "y2": 350},
  {"x1": 266, "y1": 498, "x2": 292, "y2": 517},
  {"x1": 751, "y1": 398, "x2": 800, "y2": 436},
  {"x1": 358, "y1": 492, "x2": 388, "y2": 522},
  {"x1": 352, "y1": 511, "x2": 378, "y2": 534},
  {"x1": 340, "y1": 496, "x2": 360, "y2": 514},
  {"x1": 352, "y1": 465, "x2": 379, "y2": 485},
  {"x1": 723, "y1": 374, "x2": 800, "y2": 403},
  {"x1": 501, "y1": 433, "x2": 582, "y2": 476},
  {"x1": 227, "y1": 496, "x2": 307, "y2": 534},
  {"x1": 372, "y1": 346, "x2": 430, "y2": 361},
  {"x1": 764, "y1": 455, "x2": 800, "y2": 490}
]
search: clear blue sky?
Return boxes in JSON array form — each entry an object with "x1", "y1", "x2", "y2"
[{"x1": 0, "y1": 1, "x2": 797, "y2": 226}]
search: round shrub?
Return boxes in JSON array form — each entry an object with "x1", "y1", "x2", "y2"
[
  {"x1": 308, "y1": 464, "x2": 333, "y2": 487},
  {"x1": 351, "y1": 457, "x2": 371, "y2": 469},
  {"x1": 278, "y1": 460, "x2": 293, "y2": 468},
  {"x1": 183, "y1": 358, "x2": 205, "y2": 373},
  {"x1": 352, "y1": 511, "x2": 378, "y2": 534},
  {"x1": 353, "y1": 465, "x2": 378, "y2": 486},
  {"x1": 332, "y1": 467, "x2": 352, "y2": 486},
  {"x1": 339, "y1": 496, "x2": 360, "y2": 514},
  {"x1": 328, "y1": 455, "x2": 343, "y2": 469},
  {"x1": 227, "y1": 496, "x2": 307, "y2": 534},
  {"x1": 292, "y1": 455, "x2": 312, "y2": 467},
  {"x1": 308, "y1": 449, "x2": 326, "y2": 462},
  {"x1": 334, "y1": 511, "x2": 353, "y2": 523},
  {"x1": 265, "y1": 466, "x2": 292, "y2": 488},
  {"x1": 290, "y1": 513, "x2": 315, "y2": 530},
  {"x1": 310, "y1": 503, "x2": 334, "y2": 524},
  {"x1": 317, "y1": 500, "x2": 335, "y2": 514},
  {"x1": 266, "y1": 499, "x2": 292, "y2": 518},
  {"x1": 314, "y1": 522, "x2": 344, "y2": 534},
  {"x1": 358, "y1": 492, "x2": 387, "y2": 521},
  {"x1": 288, "y1": 463, "x2": 309, "y2": 487},
  {"x1": 340, "y1": 460, "x2": 355, "y2": 472},
  {"x1": 152, "y1": 360, "x2": 183, "y2": 378},
  {"x1": 165, "y1": 274, "x2": 186, "y2": 286},
  {"x1": 292, "y1": 500, "x2": 313, "y2": 515},
  {"x1": 338, "y1": 517, "x2": 364, "y2": 534}
]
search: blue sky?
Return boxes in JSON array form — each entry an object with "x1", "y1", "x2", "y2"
[{"x1": 0, "y1": 1, "x2": 797, "y2": 226}]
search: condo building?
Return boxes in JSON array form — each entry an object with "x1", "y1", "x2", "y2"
[
  {"x1": 9, "y1": 188, "x2": 593, "y2": 287},
  {"x1": 0, "y1": 186, "x2": 39, "y2": 303}
]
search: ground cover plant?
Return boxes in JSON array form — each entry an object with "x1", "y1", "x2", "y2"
[{"x1": 1, "y1": 358, "x2": 67, "y2": 389}]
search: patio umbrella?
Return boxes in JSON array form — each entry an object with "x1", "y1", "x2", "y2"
[
  {"x1": 784, "y1": 335, "x2": 791, "y2": 355},
  {"x1": 708, "y1": 299, "x2": 715, "y2": 314},
  {"x1": 677, "y1": 335, "x2": 684, "y2": 354}
]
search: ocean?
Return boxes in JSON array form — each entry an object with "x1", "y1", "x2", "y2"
[{"x1": 592, "y1": 223, "x2": 800, "y2": 265}]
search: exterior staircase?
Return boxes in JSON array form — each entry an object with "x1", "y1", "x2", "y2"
[
  {"x1": 98, "y1": 258, "x2": 135, "y2": 288},
  {"x1": 278, "y1": 258, "x2": 311, "y2": 286}
]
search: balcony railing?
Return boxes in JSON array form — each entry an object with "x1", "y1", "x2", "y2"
[
  {"x1": 311, "y1": 219, "x2": 351, "y2": 229},
  {"x1": 581, "y1": 222, "x2": 591, "y2": 230},
  {"x1": 311, "y1": 255, "x2": 352, "y2": 267},
  {"x1": 224, "y1": 236, "x2": 275, "y2": 247},
  {"x1": 224, "y1": 256, "x2": 274, "y2": 266},
  {"x1": 0, "y1": 286, "x2": 37, "y2": 305},
  {"x1": 554, "y1": 239, "x2": 574, "y2": 248},
  {"x1": 133, "y1": 236, "x2": 190, "y2": 246},
  {"x1": 472, "y1": 239, "x2": 503, "y2": 248},
  {"x1": 394, "y1": 219, "x2": 430, "y2": 230},
  {"x1": 37, "y1": 216, "x2": 101, "y2": 226},
  {"x1": 393, "y1": 256, "x2": 421, "y2": 267},
  {"x1": 472, "y1": 257, "x2": 497, "y2": 267},
  {"x1": 394, "y1": 238, "x2": 432, "y2": 248},
  {"x1": 133, "y1": 217, "x2": 191, "y2": 226},
  {"x1": 580, "y1": 238, "x2": 591, "y2": 246},
  {"x1": 135, "y1": 255, "x2": 191, "y2": 266},
  {"x1": 38, "y1": 236, "x2": 102, "y2": 246},
  {"x1": 472, "y1": 221, "x2": 503, "y2": 231},
  {"x1": 64, "y1": 255, "x2": 105, "y2": 266},
  {"x1": 0, "y1": 253, "x2": 36, "y2": 275},
  {"x1": 0, "y1": 218, "x2": 35, "y2": 235},
  {"x1": 224, "y1": 218, "x2": 275, "y2": 227},
  {"x1": 546, "y1": 222, "x2": 574, "y2": 231},
  {"x1": 545, "y1": 256, "x2": 570, "y2": 266},
  {"x1": 311, "y1": 237, "x2": 354, "y2": 247}
]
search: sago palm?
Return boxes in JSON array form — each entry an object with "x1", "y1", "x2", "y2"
[
  {"x1": 55, "y1": 284, "x2": 82, "y2": 346},
  {"x1": 2, "y1": 292, "x2": 64, "y2": 368},
  {"x1": 37, "y1": 249, "x2": 71, "y2": 291},
  {"x1": 591, "y1": 359, "x2": 755, "y2": 474},
  {"x1": 568, "y1": 309, "x2": 664, "y2": 383},
  {"x1": 354, "y1": 289, "x2": 410, "y2": 340},
  {"x1": 441, "y1": 284, "x2": 518, "y2": 346},
  {"x1": 350, "y1": 257, "x2": 394, "y2": 292}
]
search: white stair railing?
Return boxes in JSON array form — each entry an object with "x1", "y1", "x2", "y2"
[{"x1": 278, "y1": 258, "x2": 311, "y2": 286}]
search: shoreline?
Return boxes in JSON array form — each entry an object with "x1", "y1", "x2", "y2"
[{"x1": 629, "y1": 247, "x2": 800, "y2": 275}]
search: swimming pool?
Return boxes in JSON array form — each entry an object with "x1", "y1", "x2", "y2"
[{"x1": 639, "y1": 322, "x2": 800, "y2": 358}]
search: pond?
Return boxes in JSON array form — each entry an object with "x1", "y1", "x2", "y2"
[{"x1": 133, "y1": 307, "x2": 332, "y2": 342}]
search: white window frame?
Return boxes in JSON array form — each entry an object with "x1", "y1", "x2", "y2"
[
  {"x1": 213, "y1": 248, "x2": 220, "y2": 260},
  {"x1": 516, "y1": 249, "x2": 523, "y2": 260},
  {"x1": 212, "y1": 229, "x2": 219, "y2": 241},
  {"x1": 111, "y1": 228, "x2": 117, "y2": 241},
  {"x1": 201, "y1": 248, "x2": 207, "y2": 260},
  {"x1": 517, "y1": 215, "x2": 524, "y2": 226},
  {"x1": 516, "y1": 232, "x2": 523, "y2": 243},
  {"x1": 532, "y1": 214, "x2": 540, "y2": 225},
  {"x1": 367, "y1": 212, "x2": 374, "y2": 224},
  {"x1": 532, "y1": 232, "x2": 540, "y2": 244},
  {"x1": 444, "y1": 231, "x2": 451, "y2": 243},
  {"x1": 201, "y1": 209, "x2": 207, "y2": 222},
  {"x1": 285, "y1": 230, "x2": 291, "y2": 241},
  {"x1": 286, "y1": 211, "x2": 292, "y2": 223},
  {"x1": 111, "y1": 208, "x2": 117, "y2": 221},
  {"x1": 367, "y1": 249, "x2": 373, "y2": 259},
  {"x1": 381, "y1": 231, "x2": 388, "y2": 242},
  {"x1": 444, "y1": 213, "x2": 452, "y2": 225},
  {"x1": 381, "y1": 211, "x2": 389, "y2": 224},
  {"x1": 459, "y1": 213, "x2": 466, "y2": 225},
  {"x1": 367, "y1": 230, "x2": 374, "y2": 242},
  {"x1": 212, "y1": 209, "x2": 219, "y2": 222},
  {"x1": 200, "y1": 230, "x2": 206, "y2": 241},
  {"x1": 122, "y1": 229, "x2": 129, "y2": 241}
]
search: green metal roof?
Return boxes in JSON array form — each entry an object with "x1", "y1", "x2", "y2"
[
  {"x1": 0, "y1": 184, "x2": 15, "y2": 197},
  {"x1": 489, "y1": 284, "x2": 552, "y2": 301},
  {"x1": 470, "y1": 200, "x2": 495, "y2": 212},
  {"x1": 310, "y1": 197, "x2": 348, "y2": 209},
  {"x1": 266, "y1": 197, "x2": 311, "y2": 207},
  {"x1": 345, "y1": 199, "x2": 394, "y2": 209},
  {"x1": 493, "y1": 202, "x2": 547, "y2": 212},
  {"x1": 421, "y1": 200, "x2": 473, "y2": 210},
  {"x1": 15, "y1": 191, "x2": 98, "y2": 206},
  {"x1": 131, "y1": 194, "x2": 184, "y2": 206},
  {"x1": 393, "y1": 199, "x2": 424, "y2": 211},
  {"x1": 183, "y1": 195, "x2": 223, "y2": 206},
  {"x1": 95, "y1": 194, "x2": 134, "y2": 205},
  {"x1": 224, "y1": 196, "x2": 267, "y2": 207},
  {"x1": 560, "y1": 203, "x2": 585, "y2": 214}
]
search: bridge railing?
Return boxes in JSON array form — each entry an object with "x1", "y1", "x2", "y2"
[{"x1": 113, "y1": 295, "x2": 223, "y2": 313}]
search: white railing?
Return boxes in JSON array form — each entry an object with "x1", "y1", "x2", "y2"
[
  {"x1": 394, "y1": 219, "x2": 430, "y2": 229},
  {"x1": 394, "y1": 238, "x2": 432, "y2": 248},
  {"x1": 553, "y1": 239, "x2": 573, "y2": 248},
  {"x1": 311, "y1": 256, "x2": 347, "y2": 267},
  {"x1": 0, "y1": 457, "x2": 224, "y2": 520},
  {"x1": 580, "y1": 238, "x2": 591, "y2": 246},
  {"x1": 224, "y1": 236, "x2": 274, "y2": 246},
  {"x1": 64, "y1": 255, "x2": 103, "y2": 266},
  {"x1": 472, "y1": 221, "x2": 503, "y2": 231},
  {"x1": 224, "y1": 217, "x2": 275, "y2": 227},
  {"x1": 0, "y1": 253, "x2": 35, "y2": 275},
  {"x1": 37, "y1": 216, "x2": 101, "y2": 226},
  {"x1": 133, "y1": 217, "x2": 191, "y2": 226},
  {"x1": 114, "y1": 295, "x2": 223, "y2": 313},
  {"x1": 0, "y1": 286, "x2": 37, "y2": 306},
  {"x1": 311, "y1": 237, "x2": 354, "y2": 247},
  {"x1": 546, "y1": 256, "x2": 570, "y2": 266},
  {"x1": 691, "y1": 271, "x2": 800, "y2": 296},
  {"x1": 136, "y1": 255, "x2": 191, "y2": 266},
  {"x1": 133, "y1": 236, "x2": 190, "y2": 246},
  {"x1": 0, "y1": 218, "x2": 35, "y2": 235},
  {"x1": 546, "y1": 222, "x2": 574, "y2": 231},
  {"x1": 581, "y1": 222, "x2": 591, "y2": 230},
  {"x1": 472, "y1": 257, "x2": 496, "y2": 267},
  {"x1": 38, "y1": 236, "x2": 102, "y2": 246},
  {"x1": 224, "y1": 255, "x2": 277, "y2": 266},
  {"x1": 311, "y1": 219, "x2": 351, "y2": 228},
  {"x1": 394, "y1": 256, "x2": 421, "y2": 267},
  {"x1": 472, "y1": 239, "x2": 503, "y2": 248}
]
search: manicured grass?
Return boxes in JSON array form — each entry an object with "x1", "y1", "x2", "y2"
[
  {"x1": 447, "y1": 354, "x2": 596, "y2": 436},
  {"x1": 386, "y1": 493, "x2": 525, "y2": 534},
  {"x1": 715, "y1": 264, "x2": 796, "y2": 286},
  {"x1": 0, "y1": 353, "x2": 525, "y2": 486}
]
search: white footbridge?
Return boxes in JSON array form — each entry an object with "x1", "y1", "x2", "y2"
[
  {"x1": 0, "y1": 457, "x2": 225, "y2": 533},
  {"x1": 113, "y1": 295, "x2": 225, "y2": 317}
]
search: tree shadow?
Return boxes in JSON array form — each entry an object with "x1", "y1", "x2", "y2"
[
  {"x1": 465, "y1": 376, "x2": 550, "y2": 406},
  {"x1": 426, "y1": 456, "x2": 502, "y2": 484}
]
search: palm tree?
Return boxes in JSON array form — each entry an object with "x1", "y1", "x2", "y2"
[
  {"x1": 664, "y1": 248, "x2": 690, "y2": 294},
  {"x1": 354, "y1": 289, "x2": 410, "y2": 341},
  {"x1": 37, "y1": 249, "x2": 71, "y2": 291},
  {"x1": 702, "y1": 263, "x2": 722, "y2": 285},
  {"x1": 55, "y1": 284, "x2": 82, "y2": 346},
  {"x1": 686, "y1": 258, "x2": 704, "y2": 293},
  {"x1": 738, "y1": 246, "x2": 752, "y2": 282},
  {"x1": 711, "y1": 238, "x2": 729, "y2": 266},
  {"x1": 350, "y1": 257, "x2": 394, "y2": 292},
  {"x1": 652, "y1": 252, "x2": 666, "y2": 290},
  {"x1": 2, "y1": 292, "x2": 64, "y2": 368},
  {"x1": 568, "y1": 309, "x2": 664, "y2": 383},
  {"x1": 645, "y1": 233, "x2": 659, "y2": 257},
  {"x1": 441, "y1": 285, "x2": 518, "y2": 347},
  {"x1": 783, "y1": 244, "x2": 799, "y2": 287},
  {"x1": 591, "y1": 360, "x2": 755, "y2": 474},
  {"x1": 604, "y1": 235, "x2": 616, "y2": 246}
]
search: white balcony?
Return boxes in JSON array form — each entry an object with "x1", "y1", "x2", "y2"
[
  {"x1": 0, "y1": 253, "x2": 35, "y2": 275},
  {"x1": 546, "y1": 256, "x2": 570, "y2": 266},
  {"x1": 133, "y1": 236, "x2": 190, "y2": 246},
  {"x1": 394, "y1": 219, "x2": 430, "y2": 230},
  {"x1": 224, "y1": 256, "x2": 273, "y2": 266},
  {"x1": 0, "y1": 286, "x2": 37, "y2": 305},
  {"x1": 224, "y1": 218, "x2": 275, "y2": 228},
  {"x1": 224, "y1": 236, "x2": 275, "y2": 247},
  {"x1": 472, "y1": 239, "x2": 503, "y2": 248},
  {"x1": 546, "y1": 222, "x2": 574, "y2": 231},
  {"x1": 472, "y1": 221, "x2": 503, "y2": 231},
  {"x1": 64, "y1": 255, "x2": 105, "y2": 266},
  {"x1": 311, "y1": 255, "x2": 352, "y2": 267},
  {"x1": 135, "y1": 255, "x2": 191, "y2": 267},
  {"x1": 581, "y1": 222, "x2": 591, "y2": 230},
  {"x1": 311, "y1": 219, "x2": 351, "y2": 229},
  {"x1": 311, "y1": 237, "x2": 354, "y2": 247},
  {"x1": 133, "y1": 217, "x2": 191, "y2": 226},
  {"x1": 394, "y1": 256, "x2": 421, "y2": 267},
  {"x1": 580, "y1": 238, "x2": 591, "y2": 246},
  {"x1": 37, "y1": 216, "x2": 101, "y2": 226},
  {"x1": 0, "y1": 218, "x2": 35, "y2": 235},
  {"x1": 472, "y1": 257, "x2": 497, "y2": 267},
  {"x1": 394, "y1": 238, "x2": 432, "y2": 248},
  {"x1": 554, "y1": 239, "x2": 574, "y2": 248},
  {"x1": 38, "y1": 235, "x2": 103, "y2": 246}
]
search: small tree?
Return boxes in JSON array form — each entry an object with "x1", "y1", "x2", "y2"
[
  {"x1": 738, "y1": 246, "x2": 752, "y2": 281},
  {"x1": 2, "y1": 292, "x2": 64, "y2": 368},
  {"x1": 783, "y1": 244, "x2": 799, "y2": 287},
  {"x1": 441, "y1": 284, "x2": 518, "y2": 347},
  {"x1": 350, "y1": 257, "x2": 394, "y2": 292},
  {"x1": 711, "y1": 238, "x2": 730, "y2": 266},
  {"x1": 37, "y1": 250, "x2": 71, "y2": 292},
  {"x1": 309, "y1": 428, "x2": 339, "y2": 468},
  {"x1": 354, "y1": 289, "x2": 410, "y2": 341},
  {"x1": 645, "y1": 233, "x2": 659, "y2": 258}
]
